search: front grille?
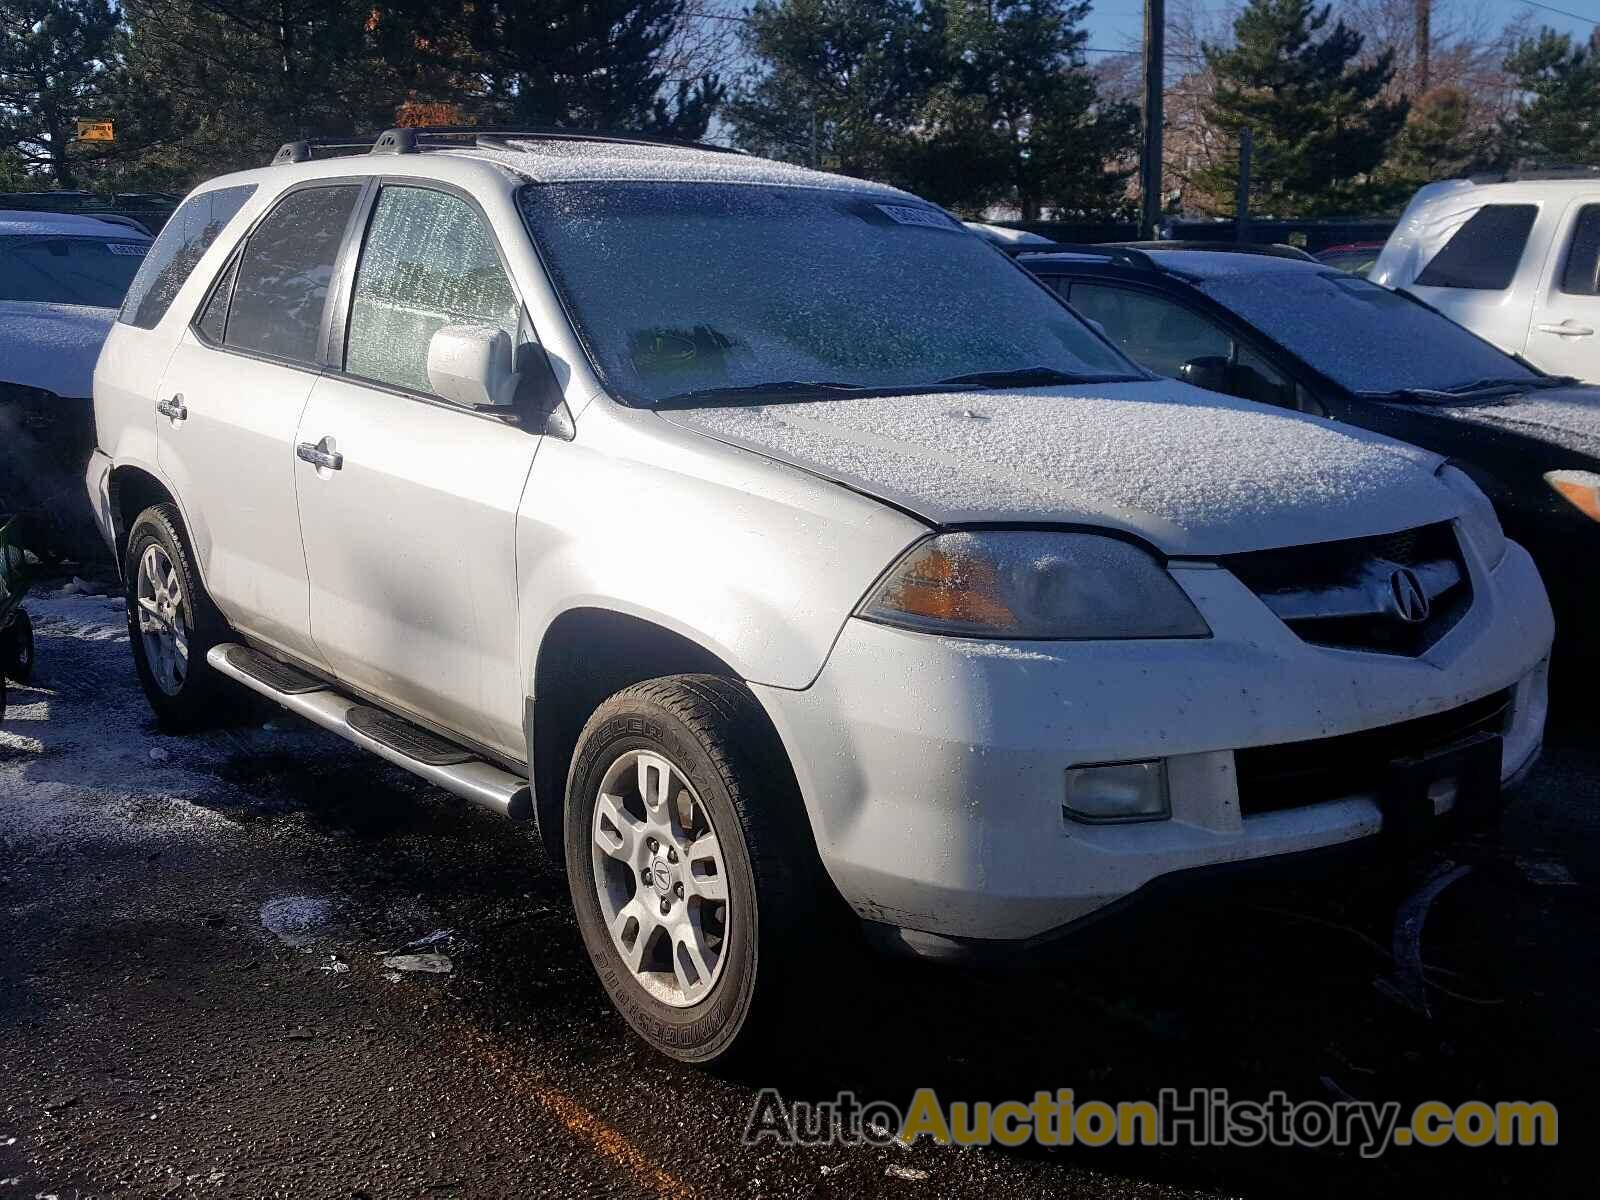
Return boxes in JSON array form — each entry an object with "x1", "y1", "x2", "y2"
[
  {"x1": 1234, "y1": 689, "x2": 1513, "y2": 816},
  {"x1": 1223, "y1": 523, "x2": 1471, "y2": 655}
]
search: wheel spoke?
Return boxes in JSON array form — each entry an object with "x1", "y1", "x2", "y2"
[
  {"x1": 593, "y1": 792, "x2": 645, "y2": 863},
  {"x1": 613, "y1": 898, "x2": 655, "y2": 973},
  {"x1": 673, "y1": 923, "x2": 715, "y2": 996},
  {"x1": 137, "y1": 596, "x2": 164, "y2": 618},
  {"x1": 685, "y1": 832, "x2": 726, "y2": 902}
]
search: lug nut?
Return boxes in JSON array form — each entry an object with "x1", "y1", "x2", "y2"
[
  {"x1": 667, "y1": 848, "x2": 678, "y2": 864},
  {"x1": 646, "y1": 838, "x2": 659, "y2": 854},
  {"x1": 641, "y1": 868, "x2": 652, "y2": 886},
  {"x1": 673, "y1": 882, "x2": 684, "y2": 898},
  {"x1": 659, "y1": 898, "x2": 671, "y2": 916}
]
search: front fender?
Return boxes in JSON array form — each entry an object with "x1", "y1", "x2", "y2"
[{"x1": 515, "y1": 401, "x2": 926, "y2": 691}]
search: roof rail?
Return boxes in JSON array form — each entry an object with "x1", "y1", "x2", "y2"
[
  {"x1": 1004, "y1": 242, "x2": 1159, "y2": 271},
  {"x1": 367, "y1": 126, "x2": 746, "y2": 157},
  {"x1": 271, "y1": 137, "x2": 381, "y2": 166}
]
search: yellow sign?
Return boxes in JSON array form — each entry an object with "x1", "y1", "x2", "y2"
[{"x1": 76, "y1": 120, "x2": 114, "y2": 143}]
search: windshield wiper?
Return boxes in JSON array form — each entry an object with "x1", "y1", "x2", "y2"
[
  {"x1": 934, "y1": 366, "x2": 1090, "y2": 389},
  {"x1": 654, "y1": 380, "x2": 867, "y2": 408},
  {"x1": 1366, "y1": 375, "x2": 1578, "y2": 404}
]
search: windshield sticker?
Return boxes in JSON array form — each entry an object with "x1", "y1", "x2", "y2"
[
  {"x1": 107, "y1": 243, "x2": 149, "y2": 255},
  {"x1": 875, "y1": 204, "x2": 961, "y2": 232}
]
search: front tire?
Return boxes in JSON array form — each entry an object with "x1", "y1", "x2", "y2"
[
  {"x1": 565, "y1": 675, "x2": 817, "y2": 1066},
  {"x1": 124, "y1": 504, "x2": 225, "y2": 732}
]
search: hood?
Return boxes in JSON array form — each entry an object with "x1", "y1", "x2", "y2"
[
  {"x1": 1433, "y1": 386, "x2": 1600, "y2": 459},
  {"x1": 660, "y1": 380, "x2": 1460, "y2": 556},
  {"x1": 0, "y1": 301, "x2": 116, "y2": 399}
]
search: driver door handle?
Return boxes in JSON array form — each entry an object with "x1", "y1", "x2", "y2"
[
  {"x1": 296, "y1": 440, "x2": 343, "y2": 471},
  {"x1": 1536, "y1": 321, "x2": 1595, "y2": 337},
  {"x1": 156, "y1": 395, "x2": 187, "y2": 421}
]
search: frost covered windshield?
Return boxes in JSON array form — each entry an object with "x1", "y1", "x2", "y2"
[
  {"x1": 1195, "y1": 269, "x2": 1541, "y2": 397},
  {"x1": 0, "y1": 235, "x2": 149, "y2": 307},
  {"x1": 518, "y1": 183, "x2": 1138, "y2": 406}
]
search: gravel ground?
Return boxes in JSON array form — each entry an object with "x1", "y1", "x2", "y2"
[{"x1": 1, "y1": 583, "x2": 1593, "y2": 1198}]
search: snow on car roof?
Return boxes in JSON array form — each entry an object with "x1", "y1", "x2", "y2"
[
  {"x1": 446, "y1": 138, "x2": 916, "y2": 199},
  {"x1": 0, "y1": 209, "x2": 150, "y2": 239}
]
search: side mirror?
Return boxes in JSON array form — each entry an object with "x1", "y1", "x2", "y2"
[
  {"x1": 426, "y1": 324, "x2": 520, "y2": 409},
  {"x1": 1178, "y1": 355, "x2": 1230, "y2": 394}
]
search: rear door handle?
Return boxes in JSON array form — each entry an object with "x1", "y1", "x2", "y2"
[
  {"x1": 156, "y1": 395, "x2": 187, "y2": 421},
  {"x1": 1536, "y1": 321, "x2": 1595, "y2": 337},
  {"x1": 296, "y1": 440, "x2": 343, "y2": 471}
]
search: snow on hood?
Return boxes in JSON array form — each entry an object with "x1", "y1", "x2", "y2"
[
  {"x1": 1435, "y1": 386, "x2": 1600, "y2": 457},
  {"x1": 661, "y1": 380, "x2": 1458, "y2": 555},
  {"x1": 0, "y1": 300, "x2": 115, "y2": 399}
]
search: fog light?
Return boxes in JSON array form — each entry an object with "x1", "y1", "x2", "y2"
[{"x1": 1063, "y1": 760, "x2": 1170, "y2": 824}]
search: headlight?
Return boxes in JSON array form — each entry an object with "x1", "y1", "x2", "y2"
[
  {"x1": 1436, "y1": 463, "x2": 1506, "y2": 569},
  {"x1": 857, "y1": 531, "x2": 1210, "y2": 639},
  {"x1": 1545, "y1": 469, "x2": 1600, "y2": 523}
]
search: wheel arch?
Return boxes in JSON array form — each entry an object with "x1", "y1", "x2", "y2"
[
  {"x1": 527, "y1": 606, "x2": 800, "y2": 868},
  {"x1": 108, "y1": 465, "x2": 179, "y2": 574}
]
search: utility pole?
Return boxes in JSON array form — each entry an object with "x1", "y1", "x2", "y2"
[
  {"x1": 1140, "y1": 0, "x2": 1166, "y2": 240},
  {"x1": 1416, "y1": 0, "x2": 1431, "y2": 91}
]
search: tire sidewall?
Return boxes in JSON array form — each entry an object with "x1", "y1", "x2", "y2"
[
  {"x1": 566, "y1": 706, "x2": 761, "y2": 1064},
  {"x1": 124, "y1": 507, "x2": 217, "y2": 726},
  {"x1": 2, "y1": 609, "x2": 31, "y2": 683}
]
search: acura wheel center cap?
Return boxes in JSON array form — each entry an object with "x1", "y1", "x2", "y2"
[{"x1": 651, "y1": 857, "x2": 672, "y2": 896}]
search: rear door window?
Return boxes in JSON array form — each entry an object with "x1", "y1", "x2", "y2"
[
  {"x1": 117, "y1": 184, "x2": 256, "y2": 329},
  {"x1": 224, "y1": 185, "x2": 362, "y2": 366},
  {"x1": 1414, "y1": 204, "x2": 1538, "y2": 290},
  {"x1": 1559, "y1": 204, "x2": 1600, "y2": 296}
]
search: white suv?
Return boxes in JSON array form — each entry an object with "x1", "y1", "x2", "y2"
[
  {"x1": 1374, "y1": 171, "x2": 1600, "y2": 382},
  {"x1": 89, "y1": 129, "x2": 1553, "y2": 1064}
]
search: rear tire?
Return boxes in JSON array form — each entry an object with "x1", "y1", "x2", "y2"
[
  {"x1": 565, "y1": 674, "x2": 820, "y2": 1066},
  {"x1": 124, "y1": 503, "x2": 226, "y2": 732},
  {"x1": 1, "y1": 608, "x2": 33, "y2": 683}
]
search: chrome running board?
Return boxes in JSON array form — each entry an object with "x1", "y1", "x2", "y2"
[{"x1": 206, "y1": 642, "x2": 530, "y2": 821}]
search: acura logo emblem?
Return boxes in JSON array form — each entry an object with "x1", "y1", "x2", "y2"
[{"x1": 1388, "y1": 568, "x2": 1430, "y2": 624}]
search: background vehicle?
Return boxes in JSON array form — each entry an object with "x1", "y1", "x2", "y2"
[
  {"x1": 90, "y1": 131, "x2": 1550, "y2": 1066},
  {"x1": 2, "y1": 210, "x2": 152, "y2": 559},
  {"x1": 1017, "y1": 243, "x2": 1600, "y2": 660},
  {"x1": 1373, "y1": 170, "x2": 1600, "y2": 383},
  {"x1": 1316, "y1": 241, "x2": 1386, "y2": 276}
]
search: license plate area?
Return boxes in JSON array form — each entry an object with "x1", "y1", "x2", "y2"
[{"x1": 1379, "y1": 731, "x2": 1502, "y2": 840}]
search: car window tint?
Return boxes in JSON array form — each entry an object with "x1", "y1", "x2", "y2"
[
  {"x1": 118, "y1": 184, "x2": 255, "y2": 328},
  {"x1": 1414, "y1": 204, "x2": 1537, "y2": 290},
  {"x1": 225, "y1": 185, "x2": 361, "y2": 365},
  {"x1": 0, "y1": 236, "x2": 148, "y2": 307},
  {"x1": 1069, "y1": 283, "x2": 1232, "y2": 377},
  {"x1": 344, "y1": 186, "x2": 520, "y2": 394},
  {"x1": 195, "y1": 254, "x2": 239, "y2": 344},
  {"x1": 1560, "y1": 205, "x2": 1600, "y2": 296}
]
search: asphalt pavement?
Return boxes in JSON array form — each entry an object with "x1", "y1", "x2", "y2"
[{"x1": 1, "y1": 582, "x2": 1594, "y2": 1197}]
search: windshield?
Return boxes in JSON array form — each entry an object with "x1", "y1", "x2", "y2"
[
  {"x1": 0, "y1": 235, "x2": 150, "y2": 307},
  {"x1": 518, "y1": 183, "x2": 1138, "y2": 406},
  {"x1": 1195, "y1": 269, "x2": 1539, "y2": 397}
]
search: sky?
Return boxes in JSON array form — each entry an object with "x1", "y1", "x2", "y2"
[{"x1": 1078, "y1": 0, "x2": 1597, "y2": 64}]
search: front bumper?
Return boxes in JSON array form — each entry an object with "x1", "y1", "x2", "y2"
[{"x1": 756, "y1": 536, "x2": 1553, "y2": 948}]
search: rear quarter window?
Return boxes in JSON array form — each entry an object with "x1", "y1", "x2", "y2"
[
  {"x1": 1414, "y1": 204, "x2": 1538, "y2": 290},
  {"x1": 117, "y1": 184, "x2": 256, "y2": 330}
]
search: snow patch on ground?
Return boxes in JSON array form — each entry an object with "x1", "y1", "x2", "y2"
[{"x1": 259, "y1": 896, "x2": 334, "y2": 947}]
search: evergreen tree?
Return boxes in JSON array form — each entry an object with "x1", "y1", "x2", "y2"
[
  {"x1": 727, "y1": 0, "x2": 941, "y2": 178},
  {"x1": 1500, "y1": 28, "x2": 1600, "y2": 166},
  {"x1": 1198, "y1": 0, "x2": 1409, "y2": 216},
  {"x1": 0, "y1": 0, "x2": 122, "y2": 188},
  {"x1": 1379, "y1": 85, "x2": 1484, "y2": 197}
]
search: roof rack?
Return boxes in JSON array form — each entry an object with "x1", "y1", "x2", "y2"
[
  {"x1": 271, "y1": 137, "x2": 382, "y2": 165},
  {"x1": 270, "y1": 127, "x2": 745, "y2": 167},
  {"x1": 1003, "y1": 242, "x2": 1159, "y2": 270}
]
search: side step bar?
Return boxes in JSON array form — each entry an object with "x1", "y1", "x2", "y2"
[{"x1": 207, "y1": 643, "x2": 530, "y2": 821}]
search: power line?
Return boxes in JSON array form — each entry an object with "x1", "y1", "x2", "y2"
[{"x1": 1520, "y1": 1, "x2": 1598, "y2": 25}]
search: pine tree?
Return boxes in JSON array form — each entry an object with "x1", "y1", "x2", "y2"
[
  {"x1": 1500, "y1": 28, "x2": 1600, "y2": 166},
  {"x1": 1198, "y1": 0, "x2": 1409, "y2": 216},
  {"x1": 0, "y1": 0, "x2": 123, "y2": 188}
]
